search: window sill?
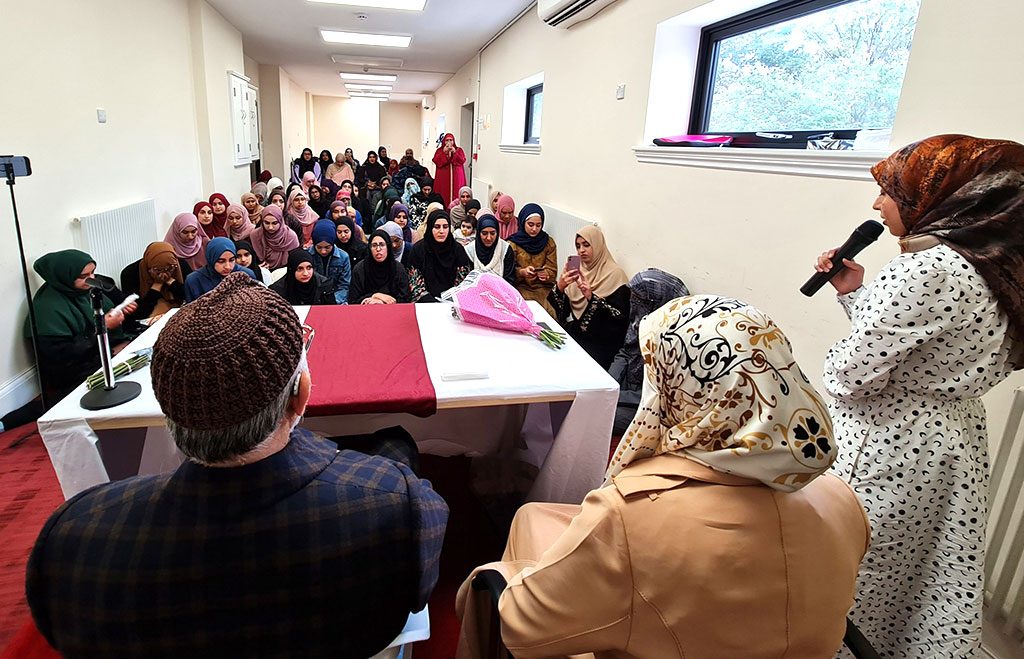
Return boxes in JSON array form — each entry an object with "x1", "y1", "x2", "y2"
[
  {"x1": 499, "y1": 143, "x2": 542, "y2": 155},
  {"x1": 632, "y1": 146, "x2": 887, "y2": 181}
]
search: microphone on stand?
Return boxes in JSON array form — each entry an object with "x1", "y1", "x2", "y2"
[{"x1": 800, "y1": 220, "x2": 884, "y2": 297}]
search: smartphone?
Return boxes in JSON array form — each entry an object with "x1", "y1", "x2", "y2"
[
  {"x1": 566, "y1": 255, "x2": 581, "y2": 273},
  {"x1": 0, "y1": 156, "x2": 31, "y2": 178}
]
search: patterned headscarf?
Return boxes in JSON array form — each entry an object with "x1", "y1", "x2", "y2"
[
  {"x1": 871, "y1": 134, "x2": 1024, "y2": 367},
  {"x1": 606, "y1": 295, "x2": 838, "y2": 492}
]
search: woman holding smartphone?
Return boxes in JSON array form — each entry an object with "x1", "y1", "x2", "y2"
[
  {"x1": 816, "y1": 134, "x2": 1024, "y2": 657},
  {"x1": 548, "y1": 225, "x2": 630, "y2": 369}
]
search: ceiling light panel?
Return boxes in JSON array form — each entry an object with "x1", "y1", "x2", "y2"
[
  {"x1": 320, "y1": 30, "x2": 411, "y2": 48},
  {"x1": 331, "y1": 55, "x2": 405, "y2": 68},
  {"x1": 344, "y1": 83, "x2": 393, "y2": 91},
  {"x1": 340, "y1": 72, "x2": 398, "y2": 82},
  {"x1": 310, "y1": 0, "x2": 425, "y2": 9}
]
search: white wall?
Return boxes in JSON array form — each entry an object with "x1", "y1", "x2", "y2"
[
  {"x1": 311, "y1": 96, "x2": 381, "y2": 162},
  {"x1": 282, "y1": 74, "x2": 312, "y2": 169},
  {"x1": 0, "y1": 0, "x2": 212, "y2": 410},
  {"x1": 379, "y1": 103, "x2": 423, "y2": 159},
  {"x1": 429, "y1": 0, "x2": 1024, "y2": 439},
  {"x1": 419, "y1": 56, "x2": 480, "y2": 167},
  {"x1": 189, "y1": 0, "x2": 251, "y2": 197}
]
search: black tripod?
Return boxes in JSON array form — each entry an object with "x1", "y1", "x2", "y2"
[{"x1": 2, "y1": 155, "x2": 47, "y2": 413}]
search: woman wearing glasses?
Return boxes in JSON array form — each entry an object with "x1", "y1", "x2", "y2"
[
  {"x1": 119, "y1": 241, "x2": 189, "y2": 319},
  {"x1": 348, "y1": 229, "x2": 412, "y2": 305}
]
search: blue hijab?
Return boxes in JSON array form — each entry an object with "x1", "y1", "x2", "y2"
[
  {"x1": 507, "y1": 203, "x2": 550, "y2": 255},
  {"x1": 474, "y1": 215, "x2": 502, "y2": 264},
  {"x1": 184, "y1": 238, "x2": 254, "y2": 302}
]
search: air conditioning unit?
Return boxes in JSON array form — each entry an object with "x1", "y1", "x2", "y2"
[
  {"x1": 422, "y1": 95, "x2": 436, "y2": 111},
  {"x1": 537, "y1": 0, "x2": 618, "y2": 28}
]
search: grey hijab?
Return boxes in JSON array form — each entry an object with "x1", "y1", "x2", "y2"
[{"x1": 612, "y1": 269, "x2": 689, "y2": 391}]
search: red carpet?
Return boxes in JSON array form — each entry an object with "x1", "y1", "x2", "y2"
[
  {"x1": 305, "y1": 305, "x2": 438, "y2": 418},
  {"x1": 0, "y1": 427, "x2": 617, "y2": 657},
  {"x1": 0, "y1": 423, "x2": 63, "y2": 657}
]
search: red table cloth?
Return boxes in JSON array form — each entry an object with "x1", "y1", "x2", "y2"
[{"x1": 303, "y1": 305, "x2": 437, "y2": 417}]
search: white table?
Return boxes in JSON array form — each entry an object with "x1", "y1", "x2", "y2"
[{"x1": 38, "y1": 302, "x2": 619, "y2": 504}]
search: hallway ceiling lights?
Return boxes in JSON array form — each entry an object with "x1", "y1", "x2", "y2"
[
  {"x1": 344, "y1": 83, "x2": 393, "y2": 90},
  {"x1": 339, "y1": 72, "x2": 398, "y2": 82},
  {"x1": 309, "y1": 0, "x2": 426, "y2": 9},
  {"x1": 320, "y1": 30, "x2": 412, "y2": 47}
]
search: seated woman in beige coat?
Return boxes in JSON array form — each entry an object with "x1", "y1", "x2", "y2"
[{"x1": 457, "y1": 295, "x2": 870, "y2": 659}]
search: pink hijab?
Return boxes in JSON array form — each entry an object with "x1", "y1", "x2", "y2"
[
  {"x1": 249, "y1": 205, "x2": 299, "y2": 270},
  {"x1": 164, "y1": 212, "x2": 209, "y2": 270},
  {"x1": 495, "y1": 194, "x2": 518, "y2": 240},
  {"x1": 301, "y1": 171, "x2": 318, "y2": 196},
  {"x1": 225, "y1": 203, "x2": 254, "y2": 241},
  {"x1": 287, "y1": 188, "x2": 319, "y2": 247}
]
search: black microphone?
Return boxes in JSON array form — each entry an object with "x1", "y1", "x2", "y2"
[
  {"x1": 800, "y1": 220, "x2": 884, "y2": 297},
  {"x1": 84, "y1": 274, "x2": 116, "y2": 292}
]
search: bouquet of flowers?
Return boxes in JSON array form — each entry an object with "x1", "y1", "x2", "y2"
[
  {"x1": 86, "y1": 349, "x2": 152, "y2": 390},
  {"x1": 442, "y1": 271, "x2": 567, "y2": 349}
]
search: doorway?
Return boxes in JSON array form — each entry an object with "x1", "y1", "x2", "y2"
[{"x1": 460, "y1": 102, "x2": 475, "y2": 183}]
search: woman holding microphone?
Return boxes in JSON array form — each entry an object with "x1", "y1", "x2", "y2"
[{"x1": 815, "y1": 134, "x2": 1024, "y2": 657}]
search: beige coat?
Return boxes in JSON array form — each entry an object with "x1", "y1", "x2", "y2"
[{"x1": 457, "y1": 455, "x2": 869, "y2": 659}]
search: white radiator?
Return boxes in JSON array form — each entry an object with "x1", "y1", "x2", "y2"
[
  {"x1": 72, "y1": 199, "x2": 158, "y2": 281},
  {"x1": 469, "y1": 179, "x2": 595, "y2": 262},
  {"x1": 985, "y1": 386, "x2": 1024, "y2": 642}
]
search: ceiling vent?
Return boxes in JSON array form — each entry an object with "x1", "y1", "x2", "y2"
[{"x1": 537, "y1": 0, "x2": 618, "y2": 28}]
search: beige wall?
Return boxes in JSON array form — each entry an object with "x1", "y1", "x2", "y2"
[
  {"x1": 0, "y1": 0, "x2": 211, "y2": 407},
  {"x1": 419, "y1": 56, "x2": 480, "y2": 166},
  {"x1": 257, "y1": 64, "x2": 286, "y2": 177},
  {"x1": 311, "y1": 96, "x2": 381, "y2": 162},
  {"x1": 189, "y1": 0, "x2": 251, "y2": 197},
  {"x1": 282, "y1": 74, "x2": 312, "y2": 172},
  {"x1": 379, "y1": 103, "x2": 422, "y2": 159},
  {"x1": 429, "y1": 0, "x2": 1024, "y2": 438}
]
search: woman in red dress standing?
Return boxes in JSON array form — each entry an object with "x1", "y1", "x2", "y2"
[{"x1": 432, "y1": 133, "x2": 467, "y2": 208}]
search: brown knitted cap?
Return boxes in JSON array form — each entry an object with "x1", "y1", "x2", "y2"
[{"x1": 151, "y1": 272, "x2": 303, "y2": 430}]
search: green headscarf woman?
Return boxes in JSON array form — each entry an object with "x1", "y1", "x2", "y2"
[{"x1": 26, "y1": 250, "x2": 131, "y2": 402}]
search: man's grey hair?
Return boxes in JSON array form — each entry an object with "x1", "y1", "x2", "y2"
[{"x1": 167, "y1": 355, "x2": 308, "y2": 465}]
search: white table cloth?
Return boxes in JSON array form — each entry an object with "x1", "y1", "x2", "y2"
[{"x1": 38, "y1": 302, "x2": 619, "y2": 504}]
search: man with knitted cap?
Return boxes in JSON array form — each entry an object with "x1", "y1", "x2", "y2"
[{"x1": 27, "y1": 273, "x2": 449, "y2": 658}]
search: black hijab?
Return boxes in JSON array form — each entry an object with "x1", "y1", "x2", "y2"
[
  {"x1": 335, "y1": 216, "x2": 369, "y2": 266},
  {"x1": 474, "y1": 215, "x2": 501, "y2": 264},
  {"x1": 319, "y1": 150, "x2": 333, "y2": 169},
  {"x1": 308, "y1": 185, "x2": 331, "y2": 219},
  {"x1": 295, "y1": 148, "x2": 317, "y2": 177},
  {"x1": 282, "y1": 248, "x2": 318, "y2": 305},
  {"x1": 361, "y1": 152, "x2": 386, "y2": 185},
  {"x1": 409, "y1": 209, "x2": 471, "y2": 298},
  {"x1": 365, "y1": 229, "x2": 397, "y2": 293}
]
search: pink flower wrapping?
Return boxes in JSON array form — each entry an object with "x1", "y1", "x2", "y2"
[{"x1": 448, "y1": 272, "x2": 543, "y2": 337}]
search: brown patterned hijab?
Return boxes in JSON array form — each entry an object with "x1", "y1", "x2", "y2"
[{"x1": 871, "y1": 134, "x2": 1024, "y2": 368}]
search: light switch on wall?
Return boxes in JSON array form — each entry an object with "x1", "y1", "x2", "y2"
[
  {"x1": 96, "y1": 109, "x2": 107, "y2": 124},
  {"x1": 616, "y1": 84, "x2": 626, "y2": 100}
]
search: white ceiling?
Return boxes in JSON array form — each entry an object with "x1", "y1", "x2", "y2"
[{"x1": 207, "y1": 0, "x2": 536, "y2": 103}]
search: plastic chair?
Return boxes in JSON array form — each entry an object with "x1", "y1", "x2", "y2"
[{"x1": 471, "y1": 570, "x2": 880, "y2": 659}]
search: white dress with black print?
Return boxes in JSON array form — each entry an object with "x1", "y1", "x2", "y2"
[{"x1": 825, "y1": 243, "x2": 1013, "y2": 658}]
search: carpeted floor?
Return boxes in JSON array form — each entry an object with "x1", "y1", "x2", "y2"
[
  {"x1": 0, "y1": 424, "x2": 618, "y2": 658},
  {"x1": 0, "y1": 423, "x2": 64, "y2": 653}
]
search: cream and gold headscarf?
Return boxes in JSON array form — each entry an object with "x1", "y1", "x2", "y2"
[{"x1": 605, "y1": 295, "x2": 837, "y2": 492}]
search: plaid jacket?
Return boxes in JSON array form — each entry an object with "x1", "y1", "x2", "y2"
[{"x1": 27, "y1": 429, "x2": 449, "y2": 658}]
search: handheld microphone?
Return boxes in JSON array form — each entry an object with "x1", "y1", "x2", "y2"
[
  {"x1": 800, "y1": 220, "x2": 884, "y2": 297},
  {"x1": 84, "y1": 274, "x2": 116, "y2": 292}
]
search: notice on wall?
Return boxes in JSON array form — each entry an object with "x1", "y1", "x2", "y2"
[
  {"x1": 423, "y1": 120, "x2": 430, "y2": 146},
  {"x1": 437, "y1": 114, "x2": 446, "y2": 140}
]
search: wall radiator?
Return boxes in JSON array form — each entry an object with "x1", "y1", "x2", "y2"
[
  {"x1": 985, "y1": 386, "x2": 1024, "y2": 644},
  {"x1": 471, "y1": 179, "x2": 595, "y2": 261},
  {"x1": 72, "y1": 199, "x2": 158, "y2": 282}
]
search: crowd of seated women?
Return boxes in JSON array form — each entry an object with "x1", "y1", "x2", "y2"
[{"x1": 22, "y1": 133, "x2": 1024, "y2": 658}]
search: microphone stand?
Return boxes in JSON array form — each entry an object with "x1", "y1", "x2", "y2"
[
  {"x1": 79, "y1": 288, "x2": 141, "y2": 410},
  {"x1": 4, "y1": 161, "x2": 47, "y2": 411}
]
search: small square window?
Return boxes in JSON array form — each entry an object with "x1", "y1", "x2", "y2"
[
  {"x1": 690, "y1": 0, "x2": 921, "y2": 147},
  {"x1": 525, "y1": 84, "x2": 543, "y2": 145}
]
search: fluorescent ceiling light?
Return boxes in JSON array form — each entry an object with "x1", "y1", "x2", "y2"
[
  {"x1": 344, "y1": 83, "x2": 393, "y2": 91},
  {"x1": 310, "y1": 0, "x2": 425, "y2": 10},
  {"x1": 340, "y1": 72, "x2": 398, "y2": 82},
  {"x1": 320, "y1": 29, "x2": 411, "y2": 48},
  {"x1": 349, "y1": 91, "x2": 390, "y2": 98}
]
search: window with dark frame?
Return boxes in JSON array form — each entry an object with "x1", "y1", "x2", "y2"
[
  {"x1": 688, "y1": 0, "x2": 921, "y2": 148},
  {"x1": 524, "y1": 83, "x2": 543, "y2": 145}
]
